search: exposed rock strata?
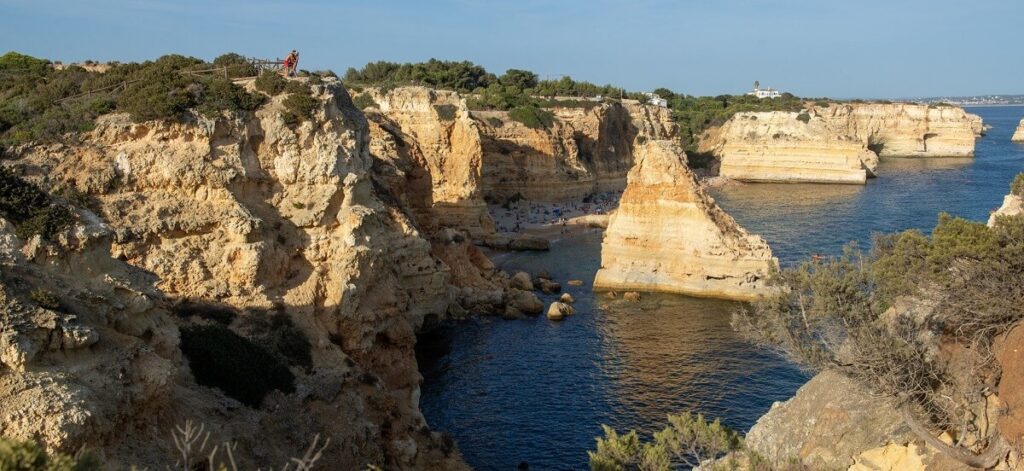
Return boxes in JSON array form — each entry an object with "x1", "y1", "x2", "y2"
[
  {"x1": 475, "y1": 100, "x2": 677, "y2": 201},
  {"x1": 369, "y1": 86, "x2": 495, "y2": 238},
  {"x1": 815, "y1": 103, "x2": 983, "y2": 158},
  {"x1": 704, "y1": 111, "x2": 879, "y2": 184},
  {"x1": 592, "y1": 140, "x2": 776, "y2": 301},
  {"x1": 0, "y1": 214, "x2": 178, "y2": 455},
  {"x1": 1013, "y1": 118, "x2": 1024, "y2": 143},
  {"x1": 7, "y1": 80, "x2": 476, "y2": 469},
  {"x1": 701, "y1": 103, "x2": 983, "y2": 184}
]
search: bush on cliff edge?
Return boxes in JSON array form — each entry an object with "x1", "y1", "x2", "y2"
[
  {"x1": 0, "y1": 166, "x2": 73, "y2": 240},
  {"x1": 508, "y1": 105, "x2": 554, "y2": 130}
]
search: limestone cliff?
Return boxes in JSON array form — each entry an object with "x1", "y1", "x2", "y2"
[
  {"x1": 365, "y1": 89, "x2": 677, "y2": 204},
  {"x1": 592, "y1": 140, "x2": 776, "y2": 301},
  {"x1": 701, "y1": 103, "x2": 983, "y2": 184},
  {"x1": 704, "y1": 111, "x2": 879, "y2": 184},
  {"x1": 7, "y1": 79, "x2": 473, "y2": 469},
  {"x1": 0, "y1": 212, "x2": 178, "y2": 456},
  {"x1": 745, "y1": 370, "x2": 912, "y2": 468},
  {"x1": 368, "y1": 86, "x2": 495, "y2": 237},
  {"x1": 813, "y1": 103, "x2": 983, "y2": 158},
  {"x1": 1013, "y1": 118, "x2": 1024, "y2": 142},
  {"x1": 988, "y1": 193, "x2": 1023, "y2": 227},
  {"x1": 475, "y1": 100, "x2": 677, "y2": 201}
]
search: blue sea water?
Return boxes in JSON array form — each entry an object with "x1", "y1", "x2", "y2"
[{"x1": 417, "y1": 106, "x2": 1024, "y2": 470}]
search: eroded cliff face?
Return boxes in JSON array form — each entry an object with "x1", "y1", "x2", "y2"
[
  {"x1": 592, "y1": 140, "x2": 776, "y2": 301},
  {"x1": 6, "y1": 80, "x2": 472, "y2": 469},
  {"x1": 368, "y1": 87, "x2": 495, "y2": 238},
  {"x1": 0, "y1": 213, "x2": 178, "y2": 456},
  {"x1": 703, "y1": 111, "x2": 879, "y2": 184},
  {"x1": 1013, "y1": 118, "x2": 1024, "y2": 143},
  {"x1": 988, "y1": 193, "x2": 1023, "y2": 227},
  {"x1": 815, "y1": 103, "x2": 983, "y2": 158},
  {"x1": 701, "y1": 103, "x2": 983, "y2": 184},
  {"x1": 475, "y1": 101, "x2": 677, "y2": 202}
]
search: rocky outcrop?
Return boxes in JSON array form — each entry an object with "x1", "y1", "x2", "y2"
[
  {"x1": 475, "y1": 100, "x2": 677, "y2": 202},
  {"x1": 745, "y1": 370, "x2": 912, "y2": 468},
  {"x1": 704, "y1": 111, "x2": 880, "y2": 184},
  {"x1": 0, "y1": 213, "x2": 178, "y2": 455},
  {"x1": 701, "y1": 103, "x2": 983, "y2": 184},
  {"x1": 819, "y1": 103, "x2": 983, "y2": 158},
  {"x1": 369, "y1": 86, "x2": 495, "y2": 238},
  {"x1": 988, "y1": 193, "x2": 1023, "y2": 227},
  {"x1": 592, "y1": 140, "x2": 776, "y2": 301},
  {"x1": 8, "y1": 79, "x2": 473, "y2": 469},
  {"x1": 1013, "y1": 118, "x2": 1024, "y2": 143}
]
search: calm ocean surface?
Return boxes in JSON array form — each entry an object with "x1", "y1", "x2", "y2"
[{"x1": 417, "y1": 105, "x2": 1024, "y2": 470}]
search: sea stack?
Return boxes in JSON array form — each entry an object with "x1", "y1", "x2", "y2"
[
  {"x1": 1013, "y1": 118, "x2": 1024, "y2": 142},
  {"x1": 706, "y1": 111, "x2": 879, "y2": 184},
  {"x1": 701, "y1": 103, "x2": 984, "y2": 184},
  {"x1": 593, "y1": 139, "x2": 777, "y2": 301}
]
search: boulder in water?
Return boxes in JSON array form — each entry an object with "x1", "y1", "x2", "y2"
[
  {"x1": 559, "y1": 293, "x2": 575, "y2": 304},
  {"x1": 506, "y1": 289, "x2": 543, "y2": 315},
  {"x1": 546, "y1": 302, "x2": 575, "y2": 321},
  {"x1": 510, "y1": 271, "x2": 534, "y2": 291}
]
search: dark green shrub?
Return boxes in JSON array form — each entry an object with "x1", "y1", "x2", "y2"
[
  {"x1": 0, "y1": 166, "x2": 50, "y2": 222},
  {"x1": 255, "y1": 70, "x2": 287, "y2": 95},
  {"x1": 15, "y1": 204, "x2": 72, "y2": 240},
  {"x1": 508, "y1": 105, "x2": 554, "y2": 129},
  {"x1": 196, "y1": 78, "x2": 265, "y2": 117},
  {"x1": 433, "y1": 104, "x2": 457, "y2": 120},
  {"x1": 117, "y1": 79, "x2": 194, "y2": 122},
  {"x1": 30, "y1": 287, "x2": 60, "y2": 310},
  {"x1": 284, "y1": 81, "x2": 307, "y2": 95},
  {"x1": 0, "y1": 437, "x2": 99, "y2": 470},
  {"x1": 0, "y1": 167, "x2": 73, "y2": 240},
  {"x1": 1010, "y1": 173, "x2": 1024, "y2": 197},
  {"x1": 212, "y1": 52, "x2": 256, "y2": 78},
  {"x1": 796, "y1": 112, "x2": 811, "y2": 123},
  {"x1": 281, "y1": 84, "x2": 318, "y2": 126},
  {"x1": 180, "y1": 324, "x2": 295, "y2": 407},
  {"x1": 352, "y1": 93, "x2": 378, "y2": 110}
]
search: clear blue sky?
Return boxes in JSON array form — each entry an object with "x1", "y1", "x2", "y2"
[{"x1": 2, "y1": 0, "x2": 1021, "y2": 98}]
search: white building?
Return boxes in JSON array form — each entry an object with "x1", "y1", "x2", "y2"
[
  {"x1": 747, "y1": 81, "x2": 782, "y2": 99},
  {"x1": 644, "y1": 92, "x2": 668, "y2": 107}
]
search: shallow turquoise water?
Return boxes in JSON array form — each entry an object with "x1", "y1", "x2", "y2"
[{"x1": 417, "y1": 106, "x2": 1024, "y2": 470}]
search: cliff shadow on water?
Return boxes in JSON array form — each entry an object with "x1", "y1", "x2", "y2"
[{"x1": 416, "y1": 231, "x2": 806, "y2": 470}]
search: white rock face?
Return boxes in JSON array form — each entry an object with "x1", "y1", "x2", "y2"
[
  {"x1": 593, "y1": 140, "x2": 777, "y2": 301},
  {"x1": 707, "y1": 111, "x2": 879, "y2": 184},
  {"x1": 701, "y1": 103, "x2": 984, "y2": 184},
  {"x1": 989, "y1": 194, "x2": 1024, "y2": 227},
  {"x1": 1013, "y1": 118, "x2": 1024, "y2": 143}
]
